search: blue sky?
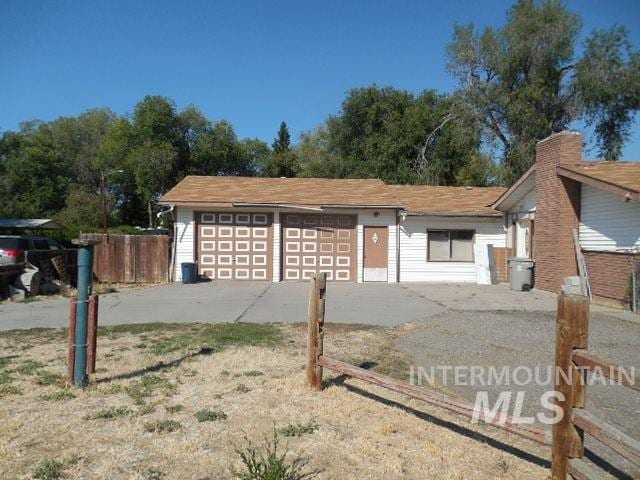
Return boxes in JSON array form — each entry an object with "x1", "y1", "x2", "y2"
[{"x1": 1, "y1": 0, "x2": 639, "y2": 159}]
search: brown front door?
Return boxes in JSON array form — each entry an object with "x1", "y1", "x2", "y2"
[{"x1": 363, "y1": 226, "x2": 388, "y2": 282}]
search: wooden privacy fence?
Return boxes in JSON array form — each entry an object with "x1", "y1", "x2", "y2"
[
  {"x1": 79, "y1": 234, "x2": 169, "y2": 283},
  {"x1": 305, "y1": 273, "x2": 639, "y2": 480}
]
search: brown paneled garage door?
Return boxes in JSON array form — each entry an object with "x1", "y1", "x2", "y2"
[
  {"x1": 281, "y1": 214, "x2": 356, "y2": 282},
  {"x1": 196, "y1": 212, "x2": 273, "y2": 280}
]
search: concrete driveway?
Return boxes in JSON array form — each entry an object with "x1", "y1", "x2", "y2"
[
  {"x1": 0, "y1": 281, "x2": 447, "y2": 330},
  {"x1": 1, "y1": 281, "x2": 635, "y2": 331}
]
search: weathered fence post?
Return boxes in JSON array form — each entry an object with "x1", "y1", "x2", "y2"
[
  {"x1": 66, "y1": 297, "x2": 77, "y2": 385},
  {"x1": 551, "y1": 292, "x2": 590, "y2": 480},
  {"x1": 86, "y1": 294, "x2": 99, "y2": 374},
  {"x1": 306, "y1": 272, "x2": 327, "y2": 390}
]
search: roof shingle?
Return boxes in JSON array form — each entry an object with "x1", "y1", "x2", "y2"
[
  {"x1": 558, "y1": 162, "x2": 640, "y2": 194},
  {"x1": 160, "y1": 176, "x2": 402, "y2": 207},
  {"x1": 390, "y1": 185, "x2": 506, "y2": 216}
]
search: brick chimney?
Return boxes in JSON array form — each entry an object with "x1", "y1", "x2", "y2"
[{"x1": 533, "y1": 131, "x2": 583, "y2": 292}]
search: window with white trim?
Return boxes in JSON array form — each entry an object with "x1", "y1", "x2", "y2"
[{"x1": 427, "y1": 230, "x2": 475, "y2": 262}]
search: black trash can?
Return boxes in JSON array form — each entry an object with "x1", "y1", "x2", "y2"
[{"x1": 181, "y1": 262, "x2": 197, "y2": 284}]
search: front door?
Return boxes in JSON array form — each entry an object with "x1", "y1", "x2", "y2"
[{"x1": 363, "y1": 226, "x2": 388, "y2": 282}]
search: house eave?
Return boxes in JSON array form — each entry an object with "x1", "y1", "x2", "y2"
[
  {"x1": 404, "y1": 211, "x2": 503, "y2": 218},
  {"x1": 556, "y1": 165, "x2": 640, "y2": 202}
]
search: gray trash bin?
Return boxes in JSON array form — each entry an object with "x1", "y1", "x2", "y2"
[{"x1": 508, "y1": 258, "x2": 535, "y2": 291}]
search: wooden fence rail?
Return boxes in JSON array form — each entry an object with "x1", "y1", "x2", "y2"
[
  {"x1": 551, "y1": 292, "x2": 640, "y2": 480},
  {"x1": 79, "y1": 233, "x2": 169, "y2": 283},
  {"x1": 305, "y1": 273, "x2": 639, "y2": 480},
  {"x1": 305, "y1": 272, "x2": 552, "y2": 446}
]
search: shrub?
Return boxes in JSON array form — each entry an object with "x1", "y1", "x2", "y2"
[
  {"x1": 230, "y1": 429, "x2": 306, "y2": 480},
  {"x1": 33, "y1": 459, "x2": 65, "y2": 480}
]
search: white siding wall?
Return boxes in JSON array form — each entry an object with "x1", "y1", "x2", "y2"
[
  {"x1": 272, "y1": 210, "x2": 281, "y2": 281},
  {"x1": 174, "y1": 207, "x2": 195, "y2": 281},
  {"x1": 506, "y1": 187, "x2": 536, "y2": 250},
  {"x1": 356, "y1": 210, "x2": 398, "y2": 283},
  {"x1": 514, "y1": 188, "x2": 536, "y2": 213},
  {"x1": 580, "y1": 185, "x2": 640, "y2": 251},
  {"x1": 399, "y1": 216, "x2": 506, "y2": 282}
]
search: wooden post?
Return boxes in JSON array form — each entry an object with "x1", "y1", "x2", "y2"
[
  {"x1": 66, "y1": 297, "x2": 77, "y2": 385},
  {"x1": 86, "y1": 295, "x2": 98, "y2": 374},
  {"x1": 306, "y1": 272, "x2": 327, "y2": 390},
  {"x1": 551, "y1": 292, "x2": 590, "y2": 480}
]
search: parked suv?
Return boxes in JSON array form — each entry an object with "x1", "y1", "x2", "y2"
[{"x1": 0, "y1": 235, "x2": 64, "y2": 266}]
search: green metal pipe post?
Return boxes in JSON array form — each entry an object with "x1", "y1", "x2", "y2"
[{"x1": 72, "y1": 239, "x2": 97, "y2": 387}]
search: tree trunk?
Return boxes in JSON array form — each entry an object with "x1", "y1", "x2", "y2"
[{"x1": 148, "y1": 201, "x2": 154, "y2": 229}]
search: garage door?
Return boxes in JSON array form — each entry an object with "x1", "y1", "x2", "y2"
[
  {"x1": 196, "y1": 212, "x2": 272, "y2": 280},
  {"x1": 281, "y1": 214, "x2": 356, "y2": 282}
]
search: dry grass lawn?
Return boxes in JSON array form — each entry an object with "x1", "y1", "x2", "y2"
[{"x1": 0, "y1": 322, "x2": 550, "y2": 479}]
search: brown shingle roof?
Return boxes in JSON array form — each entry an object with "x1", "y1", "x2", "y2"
[
  {"x1": 390, "y1": 185, "x2": 506, "y2": 216},
  {"x1": 557, "y1": 162, "x2": 640, "y2": 199},
  {"x1": 160, "y1": 176, "x2": 403, "y2": 207}
]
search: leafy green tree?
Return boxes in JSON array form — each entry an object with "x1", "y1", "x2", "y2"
[
  {"x1": 300, "y1": 86, "x2": 482, "y2": 185},
  {"x1": 56, "y1": 184, "x2": 110, "y2": 228},
  {"x1": 0, "y1": 122, "x2": 71, "y2": 218},
  {"x1": 296, "y1": 126, "x2": 344, "y2": 178},
  {"x1": 189, "y1": 120, "x2": 259, "y2": 176},
  {"x1": 129, "y1": 141, "x2": 177, "y2": 228},
  {"x1": 446, "y1": 0, "x2": 640, "y2": 181},
  {"x1": 574, "y1": 26, "x2": 640, "y2": 160}
]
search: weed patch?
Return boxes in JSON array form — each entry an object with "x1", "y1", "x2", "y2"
[
  {"x1": 194, "y1": 409, "x2": 227, "y2": 422},
  {"x1": 142, "y1": 468, "x2": 165, "y2": 480},
  {"x1": 39, "y1": 390, "x2": 75, "y2": 401},
  {"x1": 138, "y1": 403, "x2": 157, "y2": 416},
  {"x1": 0, "y1": 384, "x2": 22, "y2": 397},
  {"x1": 241, "y1": 370, "x2": 264, "y2": 377},
  {"x1": 143, "y1": 420, "x2": 182, "y2": 433},
  {"x1": 165, "y1": 404, "x2": 184, "y2": 414},
  {"x1": 0, "y1": 369, "x2": 13, "y2": 385},
  {"x1": 16, "y1": 360, "x2": 45, "y2": 375},
  {"x1": 85, "y1": 406, "x2": 132, "y2": 420},
  {"x1": 147, "y1": 323, "x2": 283, "y2": 355},
  {"x1": 278, "y1": 420, "x2": 318, "y2": 437},
  {"x1": 35, "y1": 370, "x2": 64, "y2": 387},
  {"x1": 235, "y1": 384, "x2": 250, "y2": 393},
  {"x1": 33, "y1": 459, "x2": 65, "y2": 480},
  {"x1": 0, "y1": 356, "x2": 13, "y2": 369},
  {"x1": 125, "y1": 374, "x2": 177, "y2": 404}
]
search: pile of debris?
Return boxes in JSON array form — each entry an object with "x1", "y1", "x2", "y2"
[{"x1": 1, "y1": 255, "x2": 74, "y2": 301}]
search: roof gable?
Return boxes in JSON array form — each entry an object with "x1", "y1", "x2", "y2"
[{"x1": 557, "y1": 162, "x2": 640, "y2": 201}]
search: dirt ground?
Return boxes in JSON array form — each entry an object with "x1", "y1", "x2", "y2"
[{"x1": 0, "y1": 322, "x2": 551, "y2": 480}]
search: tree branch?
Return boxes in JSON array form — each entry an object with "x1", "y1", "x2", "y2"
[{"x1": 414, "y1": 113, "x2": 458, "y2": 172}]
